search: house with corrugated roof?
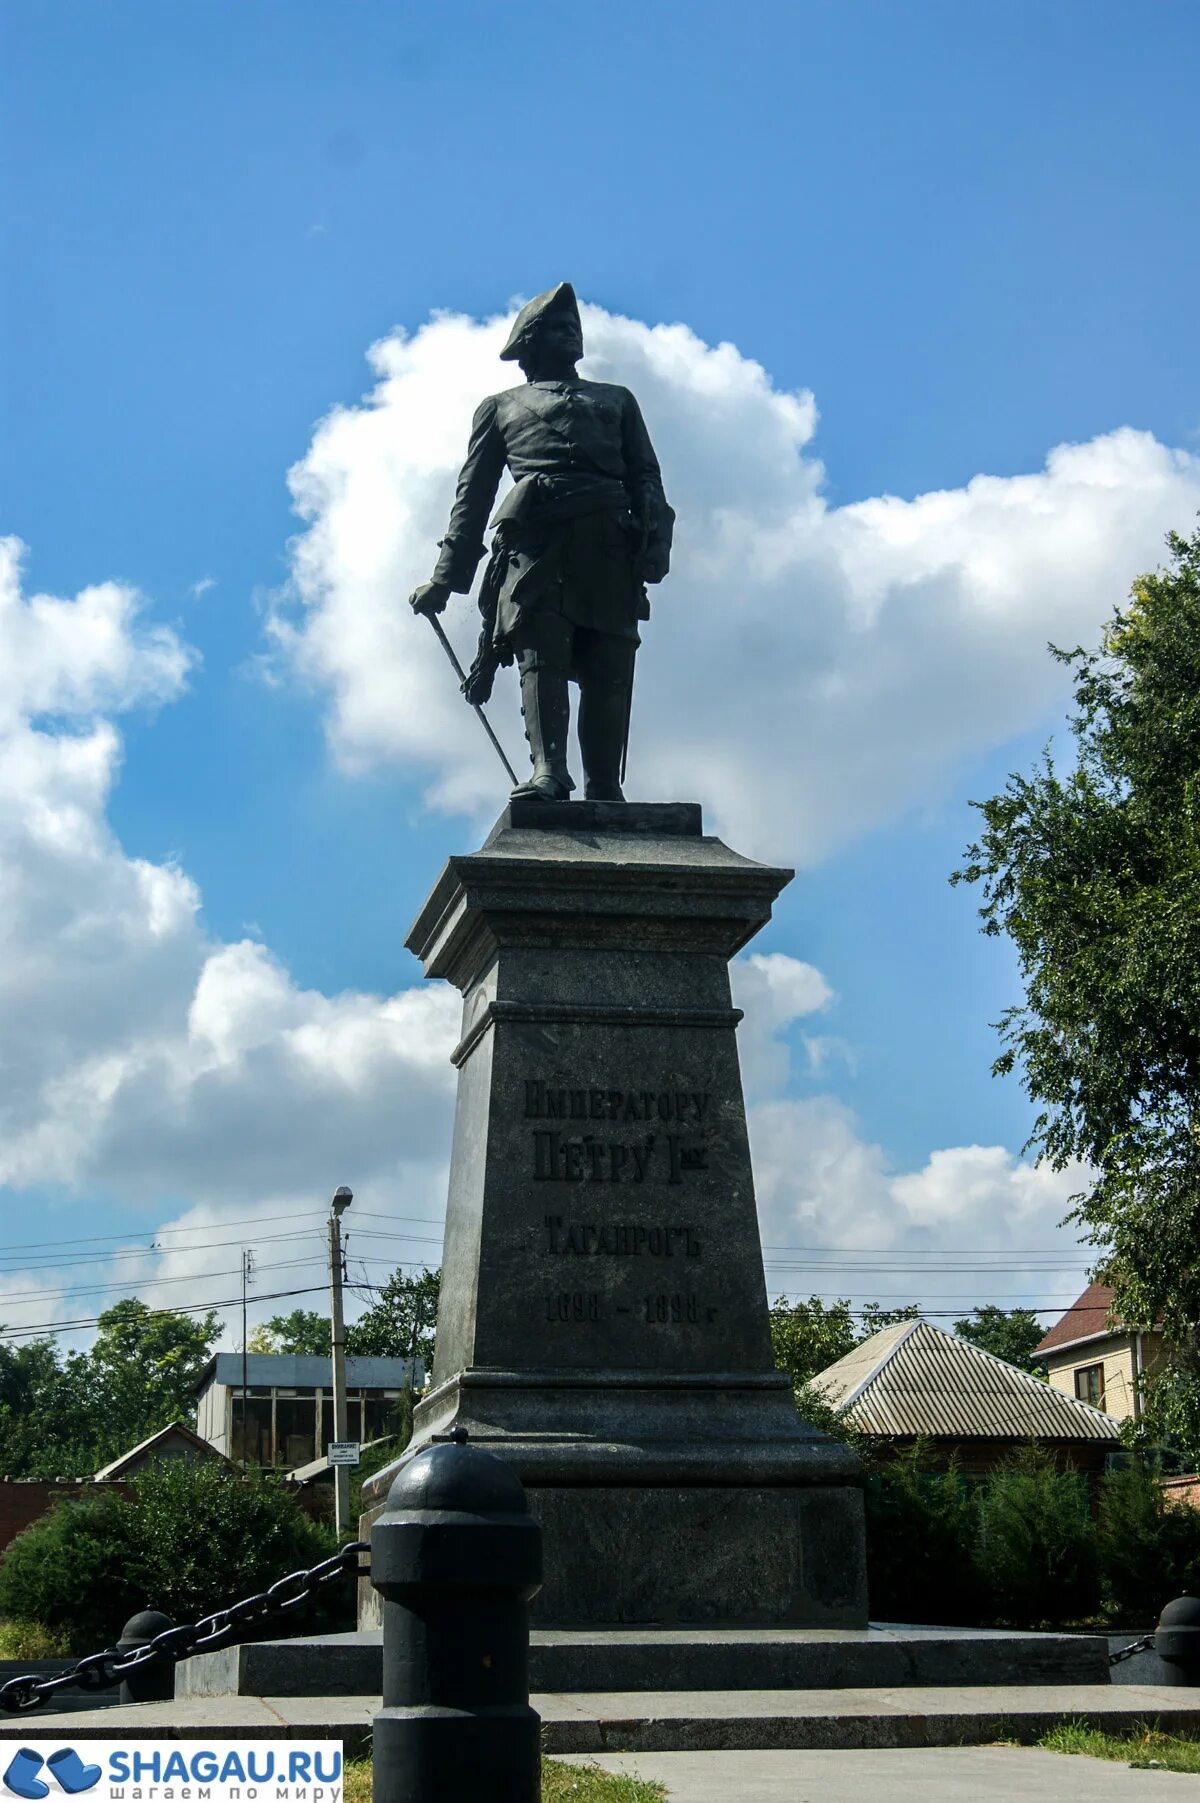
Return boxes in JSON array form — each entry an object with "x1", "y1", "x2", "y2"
[
  {"x1": 811, "y1": 1318, "x2": 1121, "y2": 1475},
  {"x1": 1034, "y1": 1281, "x2": 1165, "y2": 1424}
]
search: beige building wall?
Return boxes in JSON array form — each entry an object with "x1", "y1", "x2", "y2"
[{"x1": 1046, "y1": 1331, "x2": 1165, "y2": 1424}]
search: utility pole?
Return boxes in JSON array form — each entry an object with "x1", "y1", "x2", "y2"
[
  {"x1": 329, "y1": 1186, "x2": 353, "y2": 1538},
  {"x1": 240, "y1": 1248, "x2": 256, "y2": 1471}
]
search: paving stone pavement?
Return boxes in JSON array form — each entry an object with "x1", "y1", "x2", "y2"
[{"x1": 559, "y1": 1746, "x2": 1200, "y2": 1799}]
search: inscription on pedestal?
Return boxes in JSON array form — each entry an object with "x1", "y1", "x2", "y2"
[
  {"x1": 544, "y1": 1218, "x2": 703, "y2": 1256},
  {"x1": 525, "y1": 1081, "x2": 711, "y2": 1123},
  {"x1": 526, "y1": 1078, "x2": 710, "y2": 1184},
  {"x1": 522, "y1": 1072, "x2": 722, "y2": 1337}
]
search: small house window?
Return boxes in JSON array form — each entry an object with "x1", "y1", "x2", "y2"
[{"x1": 1075, "y1": 1362, "x2": 1105, "y2": 1409}]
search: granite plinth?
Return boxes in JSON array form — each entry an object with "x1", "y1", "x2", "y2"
[
  {"x1": 362, "y1": 803, "x2": 867, "y2": 1626},
  {"x1": 176, "y1": 1623, "x2": 1111, "y2": 1700}
]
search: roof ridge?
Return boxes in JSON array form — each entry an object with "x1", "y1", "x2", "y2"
[{"x1": 834, "y1": 1316, "x2": 923, "y2": 1414}]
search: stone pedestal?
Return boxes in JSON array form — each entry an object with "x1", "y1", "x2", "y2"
[{"x1": 362, "y1": 800, "x2": 867, "y2": 1627}]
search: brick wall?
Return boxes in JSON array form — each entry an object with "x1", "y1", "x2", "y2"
[
  {"x1": 0, "y1": 1480, "x2": 132, "y2": 1554},
  {"x1": 1159, "y1": 1473, "x2": 1200, "y2": 1509}
]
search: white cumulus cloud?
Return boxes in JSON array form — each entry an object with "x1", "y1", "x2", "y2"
[
  {"x1": 741, "y1": 974, "x2": 1092, "y2": 1318},
  {"x1": 0, "y1": 541, "x2": 458, "y2": 1340}
]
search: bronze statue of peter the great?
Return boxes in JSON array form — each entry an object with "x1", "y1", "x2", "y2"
[{"x1": 409, "y1": 283, "x2": 674, "y2": 802}]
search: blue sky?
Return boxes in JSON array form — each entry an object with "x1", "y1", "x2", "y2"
[{"x1": 2, "y1": 0, "x2": 1199, "y2": 1346}]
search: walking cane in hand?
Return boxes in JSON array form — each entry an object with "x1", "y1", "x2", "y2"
[{"x1": 409, "y1": 582, "x2": 520, "y2": 787}]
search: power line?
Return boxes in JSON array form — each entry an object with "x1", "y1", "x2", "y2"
[
  {"x1": 0, "y1": 1230, "x2": 325, "y2": 1278},
  {"x1": 0, "y1": 1256, "x2": 319, "y2": 1307},
  {"x1": 0, "y1": 1206, "x2": 1097, "y2": 1274},
  {"x1": 0, "y1": 1274, "x2": 1112, "y2": 1350},
  {"x1": 0, "y1": 1265, "x2": 439, "y2": 1343},
  {"x1": 761, "y1": 1243, "x2": 1092, "y2": 1255},
  {"x1": 0, "y1": 1212, "x2": 329, "y2": 1256},
  {"x1": 761, "y1": 1264, "x2": 1084, "y2": 1274},
  {"x1": 0, "y1": 1209, "x2": 447, "y2": 1262},
  {"x1": 0, "y1": 1233, "x2": 1087, "y2": 1275},
  {"x1": 0, "y1": 1283, "x2": 336, "y2": 1342},
  {"x1": 0, "y1": 1223, "x2": 445, "y2": 1278},
  {"x1": 0, "y1": 1248, "x2": 430, "y2": 1309}
]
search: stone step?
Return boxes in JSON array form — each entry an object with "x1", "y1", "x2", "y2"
[
  {"x1": 535, "y1": 1684, "x2": 1200, "y2": 1755},
  {"x1": 8, "y1": 1684, "x2": 1200, "y2": 1756},
  {"x1": 175, "y1": 1623, "x2": 1111, "y2": 1700}
]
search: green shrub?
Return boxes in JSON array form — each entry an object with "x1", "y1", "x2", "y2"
[
  {"x1": 975, "y1": 1447, "x2": 1100, "y2": 1626},
  {"x1": 793, "y1": 1383, "x2": 868, "y2": 1452},
  {"x1": 1097, "y1": 1458, "x2": 1200, "y2": 1624},
  {"x1": 0, "y1": 1488, "x2": 138, "y2": 1652},
  {"x1": 864, "y1": 1444, "x2": 982, "y2": 1625},
  {"x1": 0, "y1": 1619, "x2": 71, "y2": 1658},
  {"x1": 349, "y1": 1433, "x2": 407, "y2": 1526},
  {"x1": 0, "y1": 1460, "x2": 344, "y2": 1654}
]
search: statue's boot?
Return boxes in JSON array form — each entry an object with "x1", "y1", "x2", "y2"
[
  {"x1": 511, "y1": 665, "x2": 574, "y2": 800},
  {"x1": 579, "y1": 677, "x2": 629, "y2": 803}
]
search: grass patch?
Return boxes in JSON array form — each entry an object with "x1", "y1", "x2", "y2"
[
  {"x1": 1040, "y1": 1719, "x2": 1200, "y2": 1774},
  {"x1": 344, "y1": 1757, "x2": 665, "y2": 1801}
]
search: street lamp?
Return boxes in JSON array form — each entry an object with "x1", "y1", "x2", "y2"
[{"x1": 329, "y1": 1185, "x2": 354, "y2": 1536}]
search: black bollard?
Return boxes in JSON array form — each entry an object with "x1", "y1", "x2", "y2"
[
  {"x1": 371, "y1": 1439, "x2": 542, "y2": 1803},
  {"x1": 1155, "y1": 1595, "x2": 1200, "y2": 1685},
  {"x1": 117, "y1": 1610, "x2": 175, "y2": 1703}
]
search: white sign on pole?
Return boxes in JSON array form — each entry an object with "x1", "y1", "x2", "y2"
[{"x1": 328, "y1": 1441, "x2": 361, "y2": 1466}]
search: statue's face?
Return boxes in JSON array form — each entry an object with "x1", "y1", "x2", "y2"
[{"x1": 520, "y1": 313, "x2": 583, "y2": 371}]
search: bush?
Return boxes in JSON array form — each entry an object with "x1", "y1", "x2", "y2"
[
  {"x1": 349, "y1": 1433, "x2": 407, "y2": 1525},
  {"x1": 975, "y1": 1447, "x2": 1100, "y2": 1626},
  {"x1": 0, "y1": 1488, "x2": 137, "y2": 1652},
  {"x1": 793, "y1": 1383, "x2": 867, "y2": 1450},
  {"x1": 0, "y1": 1619, "x2": 70, "y2": 1658},
  {"x1": 1097, "y1": 1458, "x2": 1200, "y2": 1624},
  {"x1": 864, "y1": 1444, "x2": 981, "y2": 1625},
  {"x1": 0, "y1": 1460, "x2": 344, "y2": 1654}
]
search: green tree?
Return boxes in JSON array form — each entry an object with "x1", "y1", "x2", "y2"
[
  {"x1": 769, "y1": 1296, "x2": 858, "y2": 1389},
  {"x1": 0, "y1": 1338, "x2": 101, "y2": 1478},
  {"x1": 346, "y1": 1267, "x2": 440, "y2": 1370},
  {"x1": 250, "y1": 1309, "x2": 331, "y2": 1356},
  {"x1": 974, "y1": 1447, "x2": 1100, "y2": 1627},
  {"x1": 864, "y1": 1444, "x2": 981, "y2": 1625},
  {"x1": 859, "y1": 1301, "x2": 922, "y2": 1334},
  {"x1": 87, "y1": 1298, "x2": 222, "y2": 1448},
  {"x1": 954, "y1": 527, "x2": 1200, "y2": 1441},
  {"x1": 953, "y1": 1305, "x2": 1047, "y2": 1374},
  {"x1": 1097, "y1": 1457, "x2": 1200, "y2": 1622},
  {"x1": 769, "y1": 1296, "x2": 920, "y2": 1391},
  {"x1": 0, "y1": 1300, "x2": 222, "y2": 1479}
]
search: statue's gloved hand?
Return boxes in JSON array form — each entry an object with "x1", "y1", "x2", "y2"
[
  {"x1": 639, "y1": 544, "x2": 671, "y2": 584},
  {"x1": 409, "y1": 580, "x2": 451, "y2": 617},
  {"x1": 461, "y1": 663, "x2": 496, "y2": 707}
]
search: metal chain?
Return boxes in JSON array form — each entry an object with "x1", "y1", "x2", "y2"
[
  {"x1": 0, "y1": 1541, "x2": 369, "y2": 1715},
  {"x1": 1109, "y1": 1633, "x2": 1155, "y2": 1666}
]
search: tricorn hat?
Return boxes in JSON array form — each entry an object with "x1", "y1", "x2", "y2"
[{"x1": 499, "y1": 281, "x2": 581, "y2": 361}]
